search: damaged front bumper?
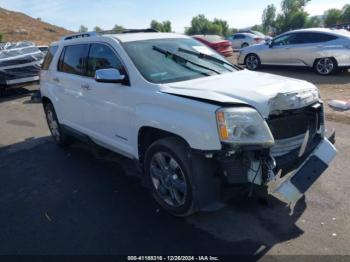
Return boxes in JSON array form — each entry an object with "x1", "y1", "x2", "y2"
[
  {"x1": 269, "y1": 137, "x2": 337, "y2": 207},
  {"x1": 214, "y1": 130, "x2": 337, "y2": 208}
]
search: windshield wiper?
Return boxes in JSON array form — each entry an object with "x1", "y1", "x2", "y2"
[
  {"x1": 178, "y1": 48, "x2": 242, "y2": 70},
  {"x1": 152, "y1": 45, "x2": 221, "y2": 75}
]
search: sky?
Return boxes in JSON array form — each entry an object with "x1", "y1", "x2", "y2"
[{"x1": 0, "y1": 0, "x2": 348, "y2": 33}]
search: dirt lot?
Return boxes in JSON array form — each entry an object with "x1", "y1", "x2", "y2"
[
  {"x1": 0, "y1": 65, "x2": 349, "y2": 257},
  {"x1": 229, "y1": 53, "x2": 350, "y2": 125}
]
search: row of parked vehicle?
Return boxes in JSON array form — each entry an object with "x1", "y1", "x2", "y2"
[{"x1": 191, "y1": 28, "x2": 350, "y2": 75}]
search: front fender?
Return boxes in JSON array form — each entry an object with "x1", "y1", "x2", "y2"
[{"x1": 134, "y1": 101, "x2": 222, "y2": 151}]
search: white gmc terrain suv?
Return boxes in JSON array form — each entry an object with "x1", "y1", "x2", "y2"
[{"x1": 40, "y1": 30, "x2": 337, "y2": 216}]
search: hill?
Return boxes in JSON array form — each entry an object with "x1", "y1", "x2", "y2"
[{"x1": 0, "y1": 7, "x2": 73, "y2": 45}]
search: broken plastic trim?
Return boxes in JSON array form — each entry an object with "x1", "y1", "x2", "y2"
[{"x1": 268, "y1": 138, "x2": 337, "y2": 213}]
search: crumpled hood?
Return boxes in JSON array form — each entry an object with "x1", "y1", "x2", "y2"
[{"x1": 160, "y1": 70, "x2": 319, "y2": 118}]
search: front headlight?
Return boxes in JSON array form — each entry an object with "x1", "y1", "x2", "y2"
[{"x1": 216, "y1": 107, "x2": 275, "y2": 146}]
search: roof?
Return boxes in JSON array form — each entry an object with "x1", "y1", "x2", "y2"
[
  {"x1": 285, "y1": 28, "x2": 350, "y2": 37},
  {"x1": 108, "y1": 32, "x2": 190, "y2": 43}
]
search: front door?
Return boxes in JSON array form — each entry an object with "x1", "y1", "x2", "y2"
[
  {"x1": 261, "y1": 33, "x2": 299, "y2": 65},
  {"x1": 80, "y1": 43, "x2": 134, "y2": 156}
]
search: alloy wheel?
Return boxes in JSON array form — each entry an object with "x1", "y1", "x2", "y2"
[
  {"x1": 246, "y1": 55, "x2": 259, "y2": 70},
  {"x1": 316, "y1": 58, "x2": 334, "y2": 75},
  {"x1": 150, "y1": 152, "x2": 187, "y2": 207},
  {"x1": 46, "y1": 108, "x2": 60, "y2": 141}
]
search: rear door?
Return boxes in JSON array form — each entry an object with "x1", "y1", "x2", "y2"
[
  {"x1": 288, "y1": 33, "x2": 339, "y2": 67},
  {"x1": 54, "y1": 44, "x2": 90, "y2": 131},
  {"x1": 232, "y1": 34, "x2": 244, "y2": 49}
]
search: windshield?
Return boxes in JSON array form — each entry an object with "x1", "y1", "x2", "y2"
[{"x1": 123, "y1": 38, "x2": 236, "y2": 84}]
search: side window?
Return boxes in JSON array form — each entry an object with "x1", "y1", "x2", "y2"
[
  {"x1": 306, "y1": 33, "x2": 338, "y2": 43},
  {"x1": 58, "y1": 44, "x2": 89, "y2": 76},
  {"x1": 273, "y1": 34, "x2": 298, "y2": 45},
  {"x1": 42, "y1": 45, "x2": 58, "y2": 70},
  {"x1": 86, "y1": 43, "x2": 123, "y2": 77}
]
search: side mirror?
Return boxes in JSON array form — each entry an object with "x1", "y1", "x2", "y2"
[{"x1": 95, "y1": 68, "x2": 127, "y2": 84}]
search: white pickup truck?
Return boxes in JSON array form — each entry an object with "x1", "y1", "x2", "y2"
[{"x1": 40, "y1": 30, "x2": 337, "y2": 216}]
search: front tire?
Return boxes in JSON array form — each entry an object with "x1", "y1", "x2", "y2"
[
  {"x1": 245, "y1": 54, "x2": 261, "y2": 70},
  {"x1": 314, "y1": 57, "x2": 337, "y2": 75},
  {"x1": 44, "y1": 103, "x2": 72, "y2": 147},
  {"x1": 144, "y1": 137, "x2": 194, "y2": 216}
]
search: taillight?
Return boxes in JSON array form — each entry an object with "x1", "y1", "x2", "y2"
[{"x1": 254, "y1": 38, "x2": 263, "y2": 42}]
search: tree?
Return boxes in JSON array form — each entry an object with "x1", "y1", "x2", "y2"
[
  {"x1": 150, "y1": 20, "x2": 172, "y2": 32},
  {"x1": 0, "y1": 32, "x2": 3, "y2": 42},
  {"x1": 273, "y1": 0, "x2": 310, "y2": 33},
  {"x1": 213, "y1": 19, "x2": 229, "y2": 36},
  {"x1": 113, "y1": 24, "x2": 125, "y2": 33},
  {"x1": 185, "y1": 15, "x2": 210, "y2": 35},
  {"x1": 324, "y1": 9, "x2": 342, "y2": 26},
  {"x1": 281, "y1": 0, "x2": 311, "y2": 15},
  {"x1": 162, "y1": 21, "x2": 172, "y2": 32},
  {"x1": 94, "y1": 26, "x2": 103, "y2": 33},
  {"x1": 251, "y1": 24, "x2": 264, "y2": 32},
  {"x1": 230, "y1": 28, "x2": 238, "y2": 34},
  {"x1": 185, "y1": 15, "x2": 229, "y2": 36},
  {"x1": 78, "y1": 25, "x2": 88, "y2": 33},
  {"x1": 305, "y1": 16, "x2": 321, "y2": 28},
  {"x1": 342, "y1": 4, "x2": 350, "y2": 23},
  {"x1": 262, "y1": 4, "x2": 276, "y2": 34}
]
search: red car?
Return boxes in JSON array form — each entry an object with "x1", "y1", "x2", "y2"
[{"x1": 192, "y1": 35, "x2": 234, "y2": 57}]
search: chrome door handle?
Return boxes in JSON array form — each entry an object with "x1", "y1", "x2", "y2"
[
  {"x1": 53, "y1": 77, "x2": 60, "y2": 83},
  {"x1": 81, "y1": 84, "x2": 90, "y2": 90}
]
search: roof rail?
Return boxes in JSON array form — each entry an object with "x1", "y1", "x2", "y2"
[
  {"x1": 100, "y1": 28, "x2": 159, "y2": 35},
  {"x1": 60, "y1": 28, "x2": 159, "y2": 41},
  {"x1": 61, "y1": 32, "x2": 99, "y2": 41}
]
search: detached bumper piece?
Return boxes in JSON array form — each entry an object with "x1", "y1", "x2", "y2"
[{"x1": 270, "y1": 138, "x2": 337, "y2": 207}]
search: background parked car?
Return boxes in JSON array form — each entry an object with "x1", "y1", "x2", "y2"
[
  {"x1": 192, "y1": 35, "x2": 233, "y2": 57},
  {"x1": 238, "y1": 29, "x2": 272, "y2": 41},
  {"x1": 227, "y1": 33, "x2": 265, "y2": 49},
  {"x1": 237, "y1": 28, "x2": 350, "y2": 75}
]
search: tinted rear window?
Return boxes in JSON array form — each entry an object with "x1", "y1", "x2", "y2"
[
  {"x1": 42, "y1": 46, "x2": 58, "y2": 70},
  {"x1": 296, "y1": 33, "x2": 338, "y2": 44},
  {"x1": 58, "y1": 44, "x2": 89, "y2": 76}
]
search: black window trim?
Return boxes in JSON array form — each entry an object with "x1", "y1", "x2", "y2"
[
  {"x1": 86, "y1": 42, "x2": 129, "y2": 82},
  {"x1": 41, "y1": 45, "x2": 58, "y2": 70},
  {"x1": 57, "y1": 43, "x2": 89, "y2": 76},
  {"x1": 56, "y1": 41, "x2": 130, "y2": 85}
]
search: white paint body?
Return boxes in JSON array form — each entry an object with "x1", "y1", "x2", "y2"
[{"x1": 41, "y1": 33, "x2": 322, "y2": 159}]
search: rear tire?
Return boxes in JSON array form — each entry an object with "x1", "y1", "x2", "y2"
[
  {"x1": 44, "y1": 103, "x2": 72, "y2": 147},
  {"x1": 314, "y1": 57, "x2": 337, "y2": 75},
  {"x1": 245, "y1": 54, "x2": 261, "y2": 70}
]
